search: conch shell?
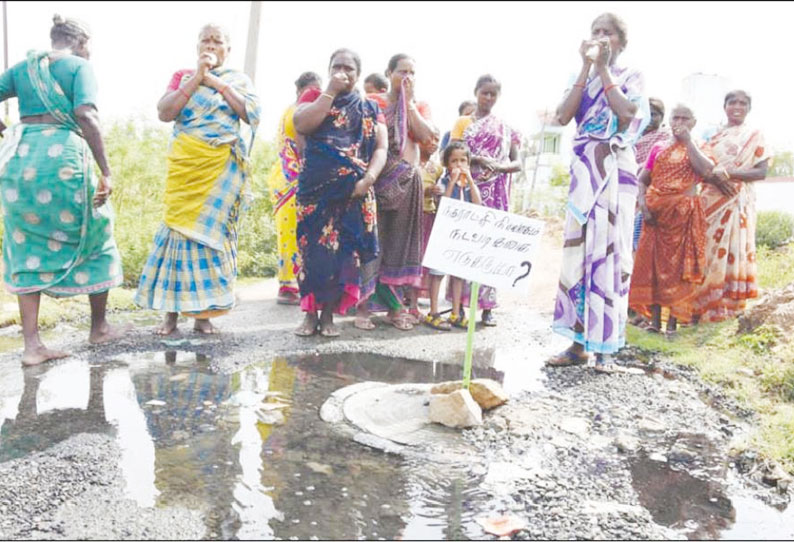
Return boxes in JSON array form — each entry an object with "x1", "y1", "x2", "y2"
[{"x1": 585, "y1": 44, "x2": 600, "y2": 61}]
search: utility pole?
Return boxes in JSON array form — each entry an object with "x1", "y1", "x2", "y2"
[
  {"x1": 524, "y1": 109, "x2": 549, "y2": 212},
  {"x1": 2, "y1": 1, "x2": 8, "y2": 121},
  {"x1": 243, "y1": 1, "x2": 261, "y2": 84}
]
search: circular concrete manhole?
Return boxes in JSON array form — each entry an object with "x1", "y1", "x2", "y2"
[{"x1": 320, "y1": 382, "x2": 474, "y2": 462}]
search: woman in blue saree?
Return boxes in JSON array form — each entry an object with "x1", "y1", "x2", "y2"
[
  {"x1": 134, "y1": 24, "x2": 261, "y2": 335},
  {"x1": 0, "y1": 15, "x2": 126, "y2": 365},
  {"x1": 293, "y1": 48, "x2": 388, "y2": 337}
]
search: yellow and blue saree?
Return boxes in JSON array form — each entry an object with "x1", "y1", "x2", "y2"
[{"x1": 134, "y1": 68, "x2": 261, "y2": 317}]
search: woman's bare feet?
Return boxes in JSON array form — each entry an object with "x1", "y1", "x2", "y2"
[
  {"x1": 21, "y1": 345, "x2": 69, "y2": 366},
  {"x1": 89, "y1": 322, "x2": 133, "y2": 344},
  {"x1": 154, "y1": 312, "x2": 179, "y2": 337},
  {"x1": 294, "y1": 312, "x2": 319, "y2": 337},
  {"x1": 155, "y1": 313, "x2": 179, "y2": 336},
  {"x1": 193, "y1": 318, "x2": 220, "y2": 335}
]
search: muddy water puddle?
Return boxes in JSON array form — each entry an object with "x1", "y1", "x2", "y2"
[
  {"x1": 0, "y1": 352, "x2": 501, "y2": 539},
  {"x1": 1, "y1": 349, "x2": 792, "y2": 539},
  {"x1": 629, "y1": 432, "x2": 794, "y2": 540}
]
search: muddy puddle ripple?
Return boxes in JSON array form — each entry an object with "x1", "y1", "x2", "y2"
[
  {"x1": 0, "y1": 348, "x2": 792, "y2": 539},
  {"x1": 0, "y1": 351, "x2": 504, "y2": 539}
]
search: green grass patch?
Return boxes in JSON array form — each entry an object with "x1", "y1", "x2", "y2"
[{"x1": 628, "y1": 241, "x2": 794, "y2": 473}]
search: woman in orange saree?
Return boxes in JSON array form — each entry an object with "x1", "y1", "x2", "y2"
[{"x1": 629, "y1": 105, "x2": 712, "y2": 333}]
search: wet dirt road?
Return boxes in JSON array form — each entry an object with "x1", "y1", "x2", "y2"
[{"x1": 0, "y1": 229, "x2": 791, "y2": 540}]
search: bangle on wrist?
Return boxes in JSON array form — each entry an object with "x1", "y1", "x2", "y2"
[
  {"x1": 573, "y1": 83, "x2": 586, "y2": 89},
  {"x1": 603, "y1": 83, "x2": 618, "y2": 94},
  {"x1": 178, "y1": 87, "x2": 191, "y2": 99},
  {"x1": 320, "y1": 92, "x2": 335, "y2": 101},
  {"x1": 219, "y1": 84, "x2": 230, "y2": 95}
]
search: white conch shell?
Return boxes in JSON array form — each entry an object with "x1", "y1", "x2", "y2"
[{"x1": 585, "y1": 45, "x2": 600, "y2": 61}]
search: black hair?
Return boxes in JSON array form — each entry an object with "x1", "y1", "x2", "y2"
[
  {"x1": 295, "y1": 71, "x2": 321, "y2": 93},
  {"x1": 386, "y1": 53, "x2": 413, "y2": 74},
  {"x1": 458, "y1": 100, "x2": 476, "y2": 116},
  {"x1": 364, "y1": 73, "x2": 388, "y2": 92},
  {"x1": 50, "y1": 14, "x2": 90, "y2": 44},
  {"x1": 474, "y1": 74, "x2": 501, "y2": 95},
  {"x1": 442, "y1": 140, "x2": 471, "y2": 168},
  {"x1": 328, "y1": 48, "x2": 361, "y2": 75},
  {"x1": 724, "y1": 89, "x2": 752, "y2": 109},
  {"x1": 592, "y1": 12, "x2": 628, "y2": 49},
  {"x1": 648, "y1": 97, "x2": 665, "y2": 117}
]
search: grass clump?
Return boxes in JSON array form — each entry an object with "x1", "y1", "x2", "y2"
[
  {"x1": 628, "y1": 240, "x2": 794, "y2": 473},
  {"x1": 756, "y1": 210, "x2": 794, "y2": 249}
]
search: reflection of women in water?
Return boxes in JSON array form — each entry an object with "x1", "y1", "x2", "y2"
[{"x1": 0, "y1": 363, "x2": 110, "y2": 461}]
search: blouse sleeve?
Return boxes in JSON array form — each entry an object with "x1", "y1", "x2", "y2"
[
  {"x1": 297, "y1": 87, "x2": 322, "y2": 104},
  {"x1": 644, "y1": 143, "x2": 665, "y2": 171},
  {"x1": 72, "y1": 61, "x2": 98, "y2": 109},
  {"x1": 166, "y1": 69, "x2": 194, "y2": 92}
]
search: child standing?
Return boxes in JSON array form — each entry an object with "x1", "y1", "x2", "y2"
[{"x1": 424, "y1": 141, "x2": 482, "y2": 330}]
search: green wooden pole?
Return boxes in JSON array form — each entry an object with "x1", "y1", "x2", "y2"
[{"x1": 462, "y1": 282, "x2": 480, "y2": 389}]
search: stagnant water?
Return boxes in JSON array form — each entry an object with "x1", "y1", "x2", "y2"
[{"x1": 0, "y1": 351, "x2": 792, "y2": 539}]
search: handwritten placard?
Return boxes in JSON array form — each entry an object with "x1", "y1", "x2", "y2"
[{"x1": 421, "y1": 197, "x2": 545, "y2": 292}]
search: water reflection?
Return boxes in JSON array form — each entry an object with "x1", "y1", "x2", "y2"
[
  {"x1": 6, "y1": 351, "x2": 787, "y2": 540},
  {"x1": 0, "y1": 351, "x2": 506, "y2": 540}
]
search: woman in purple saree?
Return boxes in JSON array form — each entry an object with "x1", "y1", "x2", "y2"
[
  {"x1": 547, "y1": 13, "x2": 649, "y2": 373},
  {"x1": 448, "y1": 74, "x2": 522, "y2": 327}
]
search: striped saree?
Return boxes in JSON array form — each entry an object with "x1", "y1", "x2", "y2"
[{"x1": 552, "y1": 64, "x2": 649, "y2": 354}]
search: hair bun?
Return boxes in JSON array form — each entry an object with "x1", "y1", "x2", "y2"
[{"x1": 52, "y1": 14, "x2": 64, "y2": 25}]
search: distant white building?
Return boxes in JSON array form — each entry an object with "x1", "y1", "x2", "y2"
[{"x1": 513, "y1": 111, "x2": 572, "y2": 213}]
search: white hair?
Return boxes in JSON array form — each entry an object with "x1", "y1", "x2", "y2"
[{"x1": 198, "y1": 23, "x2": 230, "y2": 44}]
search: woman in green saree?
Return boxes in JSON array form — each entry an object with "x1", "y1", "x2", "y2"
[{"x1": 0, "y1": 15, "x2": 127, "y2": 365}]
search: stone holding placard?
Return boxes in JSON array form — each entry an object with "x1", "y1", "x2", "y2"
[{"x1": 421, "y1": 197, "x2": 545, "y2": 293}]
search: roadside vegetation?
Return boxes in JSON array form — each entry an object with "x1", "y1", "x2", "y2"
[{"x1": 628, "y1": 212, "x2": 794, "y2": 474}]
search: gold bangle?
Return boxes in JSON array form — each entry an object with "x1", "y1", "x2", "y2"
[{"x1": 320, "y1": 92, "x2": 335, "y2": 101}]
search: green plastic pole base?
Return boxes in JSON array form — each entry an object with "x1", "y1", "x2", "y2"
[{"x1": 462, "y1": 282, "x2": 480, "y2": 390}]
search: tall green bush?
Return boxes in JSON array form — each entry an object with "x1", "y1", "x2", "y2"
[
  {"x1": 756, "y1": 210, "x2": 794, "y2": 249},
  {"x1": 237, "y1": 138, "x2": 278, "y2": 278},
  {"x1": 105, "y1": 120, "x2": 170, "y2": 285}
]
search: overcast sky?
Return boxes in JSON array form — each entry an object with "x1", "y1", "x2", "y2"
[{"x1": 3, "y1": 1, "x2": 792, "y2": 152}]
